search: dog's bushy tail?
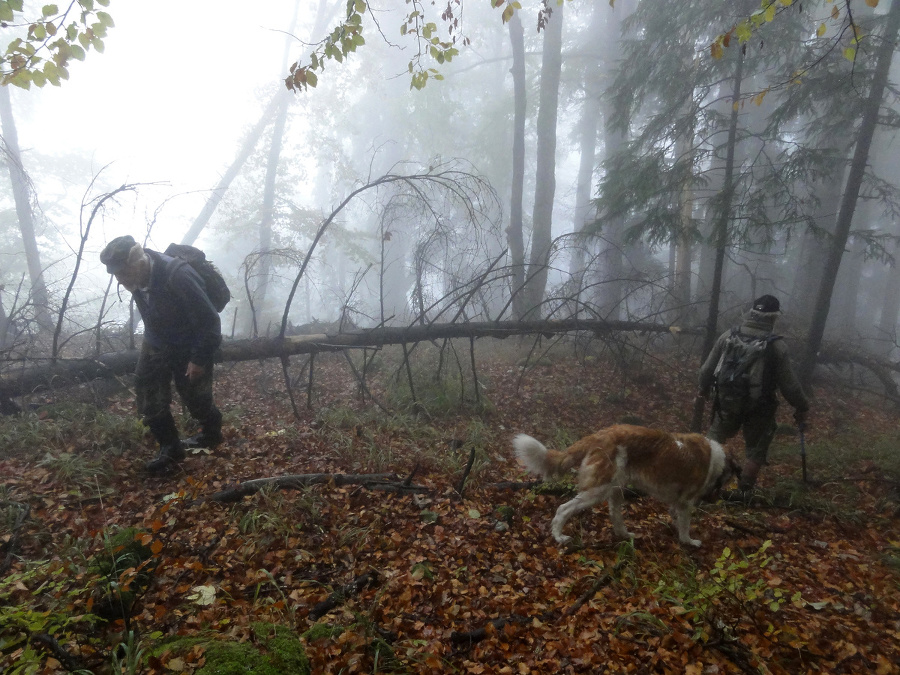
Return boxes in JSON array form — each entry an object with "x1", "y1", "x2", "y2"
[{"x1": 513, "y1": 434, "x2": 585, "y2": 479}]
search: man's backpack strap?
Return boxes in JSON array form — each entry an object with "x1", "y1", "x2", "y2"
[
  {"x1": 760, "y1": 333, "x2": 783, "y2": 396},
  {"x1": 164, "y1": 256, "x2": 192, "y2": 297}
]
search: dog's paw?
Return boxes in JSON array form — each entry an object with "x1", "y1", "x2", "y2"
[
  {"x1": 615, "y1": 530, "x2": 636, "y2": 541},
  {"x1": 682, "y1": 537, "x2": 702, "y2": 547},
  {"x1": 555, "y1": 534, "x2": 573, "y2": 546}
]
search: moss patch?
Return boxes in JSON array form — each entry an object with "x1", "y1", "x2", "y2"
[{"x1": 155, "y1": 622, "x2": 310, "y2": 675}]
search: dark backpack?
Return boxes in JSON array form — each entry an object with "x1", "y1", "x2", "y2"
[
  {"x1": 164, "y1": 243, "x2": 231, "y2": 313},
  {"x1": 713, "y1": 328, "x2": 781, "y2": 414}
]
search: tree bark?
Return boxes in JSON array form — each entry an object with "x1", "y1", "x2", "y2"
[
  {"x1": 0, "y1": 86, "x2": 51, "y2": 331},
  {"x1": 253, "y1": 93, "x2": 291, "y2": 321},
  {"x1": 523, "y1": 3, "x2": 564, "y2": 317},
  {"x1": 0, "y1": 318, "x2": 699, "y2": 398},
  {"x1": 596, "y1": 0, "x2": 633, "y2": 319},
  {"x1": 798, "y1": 0, "x2": 900, "y2": 385},
  {"x1": 568, "y1": 0, "x2": 605, "y2": 298},
  {"x1": 700, "y1": 48, "x2": 744, "y2": 361},
  {"x1": 507, "y1": 13, "x2": 527, "y2": 320}
]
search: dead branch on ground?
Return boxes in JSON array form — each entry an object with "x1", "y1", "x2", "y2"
[{"x1": 208, "y1": 473, "x2": 430, "y2": 503}]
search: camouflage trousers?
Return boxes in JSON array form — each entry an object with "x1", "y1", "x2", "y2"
[
  {"x1": 135, "y1": 342, "x2": 219, "y2": 443},
  {"x1": 708, "y1": 404, "x2": 778, "y2": 465}
]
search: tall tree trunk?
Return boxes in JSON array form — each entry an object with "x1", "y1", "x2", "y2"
[
  {"x1": 568, "y1": 0, "x2": 606, "y2": 306},
  {"x1": 673, "y1": 124, "x2": 695, "y2": 323},
  {"x1": 878, "y1": 238, "x2": 900, "y2": 357},
  {"x1": 700, "y1": 48, "x2": 744, "y2": 360},
  {"x1": 507, "y1": 12, "x2": 527, "y2": 320},
  {"x1": 253, "y1": 94, "x2": 290, "y2": 322},
  {"x1": 827, "y1": 233, "x2": 865, "y2": 341},
  {"x1": 180, "y1": 92, "x2": 287, "y2": 247},
  {"x1": 0, "y1": 86, "x2": 52, "y2": 331},
  {"x1": 181, "y1": 1, "x2": 323, "y2": 248},
  {"x1": 787, "y1": 168, "x2": 845, "y2": 328},
  {"x1": 798, "y1": 0, "x2": 900, "y2": 384},
  {"x1": 523, "y1": 3, "x2": 564, "y2": 317},
  {"x1": 0, "y1": 294, "x2": 10, "y2": 349},
  {"x1": 597, "y1": 0, "x2": 633, "y2": 320}
]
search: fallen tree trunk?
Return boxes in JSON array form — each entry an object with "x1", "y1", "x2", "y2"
[
  {"x1": 7, "y1": 321, "x2": 891, "y2": 403},
  {"x1": 0, "y1": 318, "x2": 696, "y2": 398},
  {"x1": 816, "y1": 345, "x2": 900, "y2": 401}
]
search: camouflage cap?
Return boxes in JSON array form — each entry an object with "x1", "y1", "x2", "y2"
[{"x1": 100, "y1": 235, "x2": 138, "y2": 274}]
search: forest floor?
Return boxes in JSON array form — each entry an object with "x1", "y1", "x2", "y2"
[{"x1": 1, "y1": 337, "x2": 899, "y2": 674}]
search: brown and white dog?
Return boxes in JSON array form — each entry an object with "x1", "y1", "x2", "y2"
[{"x1": 513, "y1": 424, "x2": 739, "y2": 547}]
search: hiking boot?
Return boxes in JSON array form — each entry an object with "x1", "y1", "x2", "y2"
[
  {"x1": 183, "y1": 407, "x2": 223, "y2": 449},
  {"x1": 145, "y1": 442, "x2": 186, "y2": 474},
  {"x1": 182, "y1": 430, "x2": 223, "y2": 449}
]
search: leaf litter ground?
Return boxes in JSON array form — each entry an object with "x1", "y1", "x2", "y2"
[{"x1": 1, "y1": 341, "x2": 899, "y2": 674}]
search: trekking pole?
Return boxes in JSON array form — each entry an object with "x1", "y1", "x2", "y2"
[{"x1": 799, "y1": 423, "x2": 808, "y2": 483}]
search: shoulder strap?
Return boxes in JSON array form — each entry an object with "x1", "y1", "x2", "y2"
[{"x1": 164, "y1": 257, "x2": 191, "y2": 296}]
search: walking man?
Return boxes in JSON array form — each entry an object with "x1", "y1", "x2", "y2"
[
  {"x1": 698, "y1": 295, "x2": 809, "y2": 494},
  {"x1": 100, "y1": 235, "x2": 224, "y2": 473}
]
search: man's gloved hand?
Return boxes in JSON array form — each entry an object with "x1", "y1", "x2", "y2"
[{"x1": 794, "y1": 409, "x2": 808, "y2": 431}]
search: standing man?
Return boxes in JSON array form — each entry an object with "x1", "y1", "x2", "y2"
[
  {"x1": 698, "y1": 295, "x2": 809, "y2": 494},
  {"x1": 100, "y1": 235, "x2": 224, "y2": 474}
]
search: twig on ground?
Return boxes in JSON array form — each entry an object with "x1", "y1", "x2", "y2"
[
  {"x1": 208, "y1": 473, "x2": 431, "y2": 502},
  {"x1": 309, "y1": 571, "x2": 379, "y2": 621},
  {"x1": 32, "y1": 633, "x2": 85, "y2": 672},
  {"x1": 449, "y1": 614, "x2": 528, "y2": 646},
  {"x1": 559, "y1": 573, "x2": 614, "y2": 620},
  {"x1": 723, "y1": 518, "x2": 767, "y2": 538},
  {"x1": 455, "y1": 446, "x2": 477, "y2": 498}
]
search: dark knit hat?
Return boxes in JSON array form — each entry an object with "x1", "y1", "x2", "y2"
[
  {"x1": 100, "y1": 235, "x2": 138, "y2": 274},
  {"x1": 752, "y1": 294, "x2": 780, "y2": 313}
]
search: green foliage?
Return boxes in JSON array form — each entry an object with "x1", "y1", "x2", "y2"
[
  {"x1": 383, "y1": 342, "x2": 494, "y2": 417},
  {"x1": 711, "y1": 0, "x2": 875, "y2": 65},
  {"x1": 202, "y1": 622, "x2": 310, "y2": 675},
  {"x1": 763, "y1": 430, "x2": 900, "y2": 521},
  {"x1": 302, "y1": 622, "x2": 345, "y2": 642},
  {"x1": 111, "y1": 629, "x2": 145, "y2": 675},
  {"x1": 0, "y1": 402, "x2": 143, "y2": 461},
  {"x1": 653, "y1": 541, "x2": 797, "y2": 642},
  {"x1": 152, "y1": 623, "x2": 310, "y2": 675},
  {"x1": 285, "y1": 0, "x2": 527, "y2": 92},
  {"x1": 89, "y1": 525, "x2": 157, "y2": 620},
  {"x1": 0, "y1": 0, "x2": 114, "y2": 89},
  {"x1": 37, "y1": 449, "x2": 108, "y2": 490},
  {"x1": 0, "y1": 559, "x2": 101, "y2": 673}
]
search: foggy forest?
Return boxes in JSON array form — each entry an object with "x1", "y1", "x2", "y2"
[{"x1": 1, "y1": 0, "x2": 900, "y2": 674}]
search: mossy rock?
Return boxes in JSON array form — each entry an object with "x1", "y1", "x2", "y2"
[{"x1": 156, "y1": 623, "x2": 310, "y2": 675}]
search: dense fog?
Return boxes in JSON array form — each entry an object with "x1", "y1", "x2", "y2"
[{"x1": 1, "y1": 0, "x2": 899, "y2": 380}]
